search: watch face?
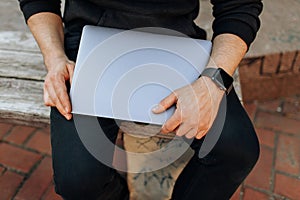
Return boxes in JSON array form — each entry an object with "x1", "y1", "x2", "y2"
[
  {"x1": 212, "y1": 72, "x2": 227, "y2": 91},
  {"x1": 218, "y1": 68, "x2": 233, "y2": 91}
]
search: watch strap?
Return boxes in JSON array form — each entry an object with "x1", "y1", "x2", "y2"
[{"x1": 201, "y1": 68, "x2": 233, "y2": 94}]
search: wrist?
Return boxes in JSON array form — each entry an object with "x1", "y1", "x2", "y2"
[
  {"x1": 205, "y1": 63, "x2": 235, "y2": 77},
  {"x1": 44, "y1": 48, "x2": 66, "y2": 61},
  {"x1": 200, "y1": 76, "x2": 224, "y2": 93},
  {"x1": 44, "y1": 53, "x2": 69, "y2": 72}
]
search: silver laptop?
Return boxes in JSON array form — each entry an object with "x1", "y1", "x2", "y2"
[{"x1": 70, "y1": 25, "x2": 212, "y2": 125}]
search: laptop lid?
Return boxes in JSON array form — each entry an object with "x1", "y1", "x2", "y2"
[{"x1": 70, "y1": 25, "x2": 212, "y2": 125}]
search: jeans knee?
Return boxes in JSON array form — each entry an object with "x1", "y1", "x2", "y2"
[
  {"x1": 53, "y1": 169, "x2": 114, "y2": 200},
  {"x1": 54, "y1": 170, "x2": 128, "y2": 200},
  {"x1": 230, "y1": 127, "x2": 260, "y2": 185},
  {"x1": 242, "y1": 127, "x2": 260, "y2": 169}
]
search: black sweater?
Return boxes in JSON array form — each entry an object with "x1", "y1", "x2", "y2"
[{"x1": 18, "y1": 0, "x2": 262, "y2": 50}]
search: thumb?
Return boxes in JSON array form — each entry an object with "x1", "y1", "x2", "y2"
[{"x1": 152, "y1": 92, "x2": 177, "y2": 113}]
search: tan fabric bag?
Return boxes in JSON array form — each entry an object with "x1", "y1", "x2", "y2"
[{"x1": 121, "y1": 122, "x2": 194, "y2": 200}]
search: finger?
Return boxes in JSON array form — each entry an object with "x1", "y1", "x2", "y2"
[
  {"x1": 195, "y1": 130, "x2": 207, "y2": 140},
  {"x1": 44, "y1": 79, "x2": 57, "y2": 107},
  {"x1": 67, "y1": 61, "x2": 75, "y2": 85},
  {"x1": 43, "y1": 89, "x2": 55, "y2": 107},
  {"x1": 46, "y1": 81, "x2": 66, "y2": 112},
  {"x1": 184, "y1": 128, "x2": 198, "y2": 139},
  {"x1": 161, "y1": 110, "x2": 182, "y2": 133},
  {"x1": 152, "y1": 92, "x2": 177, "y2": 113},
  {"x1": 46, "y1": 76, "x2": 72, "y2": 120},
  {"x1": 45, "y1": 80, "x2": 66, "y2": 115},
  {"x1": 53, "y1": 81, "x2": 72, "y2": 120},
  {"x1": 175, "y1": 123, "x2": 192, "y2": 137}
]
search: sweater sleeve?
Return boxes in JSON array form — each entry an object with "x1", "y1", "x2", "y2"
[
  {"x1": 18, "y1": 0, "x2": 62, "y2": 22},
  {"x1": 210, "y1": 0, "x2": 263, "y2": 48}
]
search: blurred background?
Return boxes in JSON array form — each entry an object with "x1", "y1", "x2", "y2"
[{"x1": 0, "y1": 0, "x2": 299, "y2": 199}]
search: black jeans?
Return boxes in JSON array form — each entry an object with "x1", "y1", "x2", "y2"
[{"x1": 51, "y1": 55, "x2": 259, "y2": 200}]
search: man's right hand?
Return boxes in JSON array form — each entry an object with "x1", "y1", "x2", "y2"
[{"x1": 44, "y1": 55, "x2": 75, "y2": 120}]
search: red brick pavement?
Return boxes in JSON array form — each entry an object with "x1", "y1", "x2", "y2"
[{"x1": 0, "y1": 96, "x2": 299, "y2": 200}]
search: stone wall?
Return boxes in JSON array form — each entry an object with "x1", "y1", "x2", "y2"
[{"x1": 239, "y1": 51, "x2": 300, "y2": 102}]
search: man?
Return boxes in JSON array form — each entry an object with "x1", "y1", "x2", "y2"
[{"x1": 18, "y1": 0, "x2": 263, "y2": 199}]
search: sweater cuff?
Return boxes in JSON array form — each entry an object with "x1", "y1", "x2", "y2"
[
  {"x1": 20, "y1": 0, "x2": 61, "y2": 22},
  {"x1": 212, "y1": 19, "x2": 257, "y2": 49}
]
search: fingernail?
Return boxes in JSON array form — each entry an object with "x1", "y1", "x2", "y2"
[
  {"x1": 65, "y1": 114, "x2": 72, "y2": 120},
  {"x1": 152, "y1": 105, "x2": 159, "y2": 112},
  {"x1": 160, "y1": 127, "x2": 166, "y2": 134}
]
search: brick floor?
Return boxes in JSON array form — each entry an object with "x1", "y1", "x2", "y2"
[
  {"x1": 243, "y1": 188, "x2": 269, "y2": 200},
  {"x1": 0, "y1": 124, "x2": 60, "y2": 200},
  {"x1": 244, "y1": 146, "x2": 273, "y2": 190},
  {"x1": 0, "y1": 171, "x2": 23, "y2": 200},
  {"x1": 0, "y1": 96, "x2": 299, "y2": 199},
  {"x1": 15, "y1": 158, "x2": 53, "y2": 200},
  {"x1": 4, "y1": 126, "x2": 35, "y2": 145},
  {"x1": 0, "y1": 123, "x2": 13, "y2": 139},
  {"x1": 0, "y1": 143, "x2": 42, "y2": 173},
  {"x1": 42, "y1": 184, "x2": 62, "y2": 200},
  {"x1": 256, "y1": 128, "x2": 275, "y2": 148},
  {"x1": 275, "y1": 134, "x2": 300, "y2": 176},
  {"x1": 25, "y1": 130, "x2": 51, "y2": 155},
  {"x1": 274, "y1": 173, "x2": 300, "y2": 200}
]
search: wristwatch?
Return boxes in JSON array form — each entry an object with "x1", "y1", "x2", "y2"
[{"x1": 200, "y1": 68, "x2": 233, "y2": 95}]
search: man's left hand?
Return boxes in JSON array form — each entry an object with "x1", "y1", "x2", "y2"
[{"x1": 152, "y1": 76, "x2": 224, "y2": 139}]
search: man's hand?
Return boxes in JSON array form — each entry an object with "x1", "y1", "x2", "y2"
[
  {"x1": 26, "y1": 12, "x2": 74, "y2": 120},
  {"x1": 152, "y1": 76, "x2": 224, "y2": 139},
  {"x1": 152, "y1": 33, "x2": 248, "y2": 139},
  {"x1": 44, "y1": 56, "x2": 75, "y2": 120}
]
